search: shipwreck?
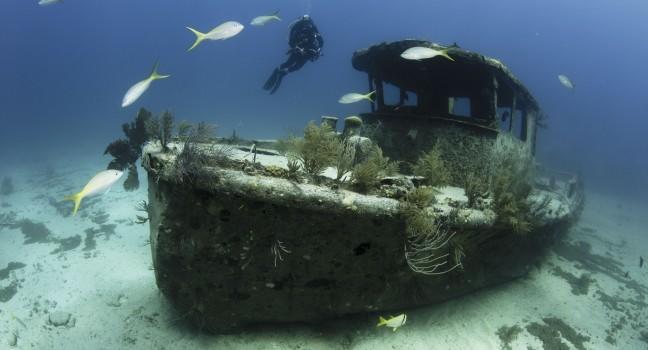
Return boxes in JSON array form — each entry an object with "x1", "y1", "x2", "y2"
[{"x1": 141, "y1": 39, "x2": 584, "y2": 332}]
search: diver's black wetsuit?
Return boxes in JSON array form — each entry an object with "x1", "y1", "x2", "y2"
[{"x1": 263, "y1": 15, "x2": 324, "y2": 94}]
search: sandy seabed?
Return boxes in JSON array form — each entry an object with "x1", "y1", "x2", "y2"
[{"x1": 1, "y1": 156, "x2": 647, "y2": 350}]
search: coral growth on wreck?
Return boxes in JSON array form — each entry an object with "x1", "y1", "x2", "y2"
[
  {"x1": 400, "y1": 189, "x2": 462, "y2": 276},
  {"x1": 286, "y1": 158, "x2": 301, "y2": 180},
  {"x1": 464, "y1": 172, "x2": 489, "y2": 209},
  {"x1": 105, "y1": 108, "x2": 179, "y2": 191},
  {"x1": 146, "y1": 110, "x2": 175, "y2": 152},
  {"x1": 351, "y1": 144, "x2": 398, "y2": 192},
  {"x1": 283, "y1": 121, "x2": 341, "y2": 177},
  {"x1": 413, "y1": 145, "x2": 450, "y2": 187},
  {"x1": 334, "y1": 140, "x2": 356, "y2": 181},
  {"x1": 173, "y1": 122, "x2": 231, "y2": 183},
  {"x1": 123, "y1": 164, "x2": 140, "y2": 191},
  {"x1": 134, "y1": 200, "x2": 150, "y2": 224},
  {"x1": 397, "y1": 166, "x2": 466, "y2": 275},
  {"x1": 490, "y1": 155, "x2": 533, "y2": 235},
  {"x1": 403, "y1": 187, "x2": 436, "y2": 211},
  {"x1": 105, "y1": 108, "x2": 154, "y2": 191}
]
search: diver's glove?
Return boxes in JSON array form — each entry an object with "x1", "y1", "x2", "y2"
[{"x1": 308, "y1": 48, "x2": 322, "y2": 61}]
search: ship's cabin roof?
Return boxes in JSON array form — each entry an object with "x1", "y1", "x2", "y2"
[{"x1": 352, "y1": 40, "x2": 541, "y2": 145}]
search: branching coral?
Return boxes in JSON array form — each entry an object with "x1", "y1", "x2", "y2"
[
  {"x1": 176, "y1": 120, "x2": 193, "y2": 143},
  {"x1": 134, "y1": 200, "x2": 149, "y2": 224},
  {"x1": 276, "y1": 122, "x2": 368, "y2": 181},
  {"x1": 105, "y1": 139, "x2": 138, "y2": 171},
  {"x1": 403, "y1": 187, "x2": 436, "y2": 212},
  {"x1": 123, "y1": 164, "x2": 140, "y2": 191},
  {"x1": 105, "y1": 108, "x2": 157, "y2": 191},
  {"x1": 274, "y1": 135, "x2": 298, "y2": 156},
  {"x1": 193, "y1": 122, "x2": 216, "y2": 143},
  {"x1": 175, "y1": 143, "x2": 211, "y2": 183},
  {"x1": 490, "y1": 156, "x2": 533, "y2": 235},
  {"x1": 351, "y1": 144, "x2": 398, "y2": 192},
  {"x1": 270, "y1": 239, "x2": 291, "y2": 267},
  {"x1": 464, "y1": 172, "x2": 489, "y2": 208},
  {"x1": 335, "y1": 140, "x2": 356, "y2": 181},
  {"x1": 122, "y1": 108, "x2": 153, "y2": 155},
  {"x1": 284, "y1": 122, "x2": 341, "y2": 176},
  {"x1": 413, "y1": 145, "x2": 450, "y2": 187},
  {"x1": 107, "y1": 110, "x2": 216, "y2": 189},
  {"x1": 160, "y1": 111, "x2": 174, "y2": 149},
  {"x1": 173, "y1": 122, "x2": 229, "y2": 183},
  {"x1": 286, "y1": 158, "x2": 302, "y2": 180},
  {"x1": 144, "y1": 110, "x2": 175, "y2": 152}
]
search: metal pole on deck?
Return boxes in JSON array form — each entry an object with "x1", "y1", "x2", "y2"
[{"x1": 368, "y1": 74, "x2": 375, "y2": 112}]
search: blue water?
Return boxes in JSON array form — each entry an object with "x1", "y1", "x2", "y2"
[
  {"x1": 2, "y1": 1, "x2": 648, "y2": 347},
  {"x1": 2, "y1": 0, "x2": 648, "y2": 199}
]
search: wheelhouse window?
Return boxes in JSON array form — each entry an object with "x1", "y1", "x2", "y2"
[
  {"x1": 513, "y1": 109, "x2": 527, "y2": 141},
  {"x1": 449, "y1": 97, "x2": 471, "y2": 118},
  {"x1": 380, "y1": 82, "x2": 417, "y2": 110}
]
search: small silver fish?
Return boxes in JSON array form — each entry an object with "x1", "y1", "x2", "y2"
[
  {"x1": 558, "y1": 74, "x2": 575, "y2": 89},
  {"x1": 377, "y1": 313, "x2": 407, "y2": 331},
  {"x1": 64, "y1": 170, "x2": 124, "y2": 215},
  {"x1": 38, "y1": 0, "x2": 63, "y2": 6},
  {"x1": 401, "y1": 46, "x2": 454, "y2": 61},
  {"x1": 186, "y1": 21, "x2": 245, "y2": 51},
  {"x1": 251, "y1": 11, "x2": 281, "y2": 26},
  {"x1": 121, "y1": 62, "x2": 170, "y2": 108},
  {"x1": 338, "y1": 91, "x2": 375, "y2": 104}
]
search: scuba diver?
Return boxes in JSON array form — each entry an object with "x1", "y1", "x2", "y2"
[{"x1": 263, "y1": 15, "x2": 324, "y2": 94}]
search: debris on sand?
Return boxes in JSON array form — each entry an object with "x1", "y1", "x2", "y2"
[
  {"x1": 6, "y1": 332, "x2": 17, "y2": 347},
  {"x1": 48, "y1": 311, "x2": 75, "y2": 328}
]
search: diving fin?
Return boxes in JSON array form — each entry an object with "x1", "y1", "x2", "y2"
[
  {"x1": 269, "y1": 70, "x2": 286, "y2": 94},
  {"x1": 263, "y1": 69, "x2": 279, "y2": 90},
  {"x1": 263, "y1": 68, "x2": 285, "y2": 93}
]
